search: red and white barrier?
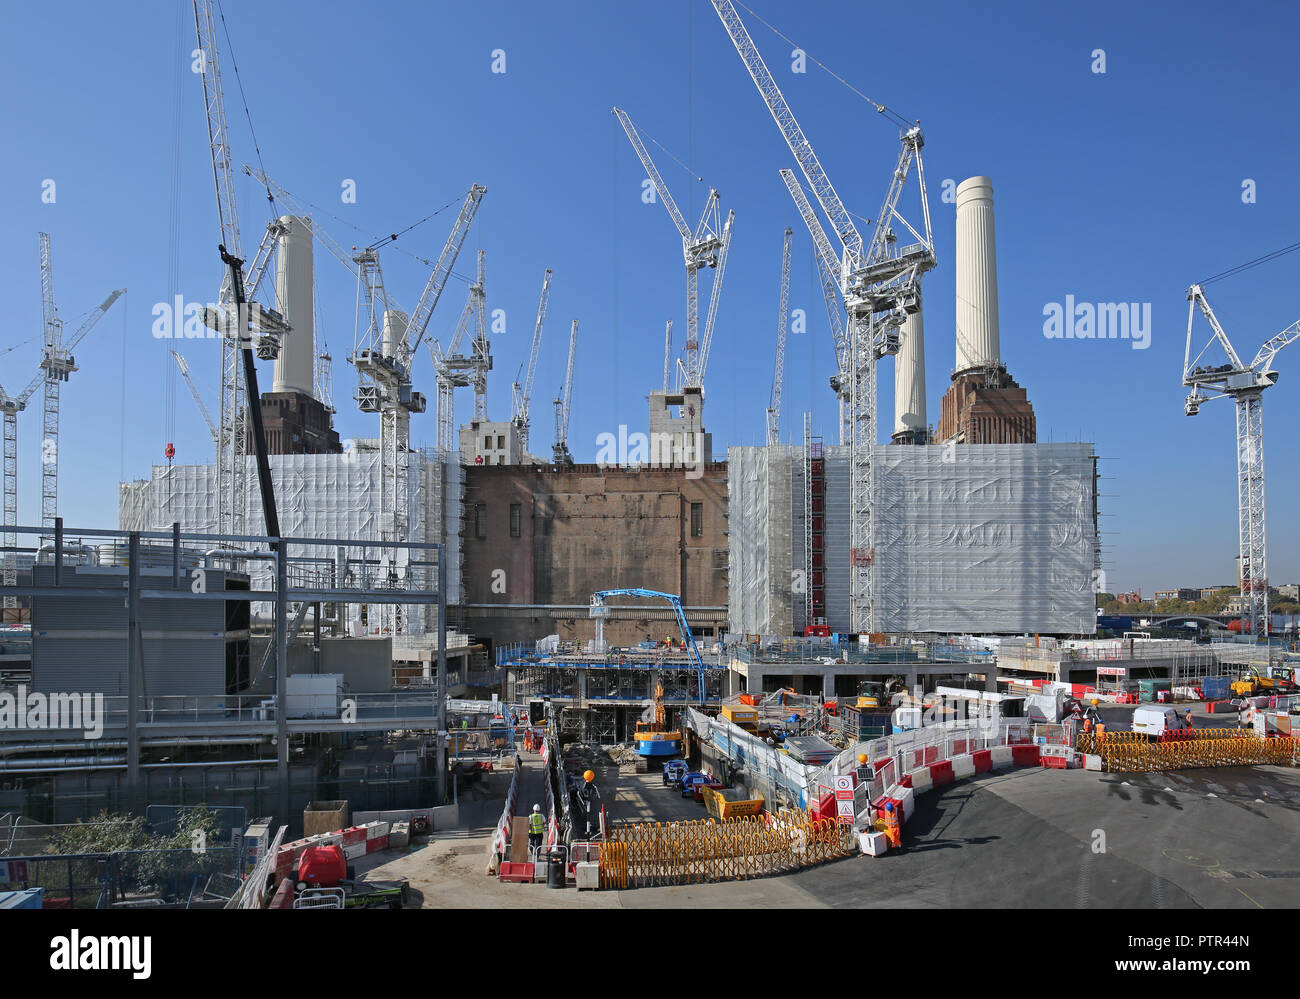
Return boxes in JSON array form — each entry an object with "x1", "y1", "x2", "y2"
[{"x1": 866, "y1": 740, "x2": 1049, "y2": 855}]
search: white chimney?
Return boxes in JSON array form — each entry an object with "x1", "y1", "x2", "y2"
[
  {"x1": 272, "y1": 215, "x2": 315, "y2": 396},
  {"x1": 954, "y1": 176, "x2": 1000, "y2": 373},
  {"x1": 893, "y1": 311, "x2": 927, "y2": 437},
  {"x1": 381, "y1": 308, "x2": 408, "y2": 360}
]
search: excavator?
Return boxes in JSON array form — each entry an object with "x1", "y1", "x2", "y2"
[{"x1": 856, "y1": 678, "x2": 906, "y2": 709}]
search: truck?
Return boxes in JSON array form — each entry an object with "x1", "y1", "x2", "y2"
[{"x1": 1131, "y1": 706, "x2": 1189, "y2": 739}]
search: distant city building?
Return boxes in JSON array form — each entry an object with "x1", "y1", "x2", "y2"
[
  {"x1": 1278, "y1": 584, "x2": 1300, "y2": 602},
  {"x1": 1154, "y1": 588, "x2": 1200, "y2": 602},
  {"x1": 1115, "y1": 591, "x2": 1143, "y2": 605},
  {"x1": 1200, "y1": 586, "x2": 1235, "y2": 601}
]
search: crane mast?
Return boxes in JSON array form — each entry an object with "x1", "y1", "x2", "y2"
[
  {"x1": 553, "y1": 319, "x2": 579, "y2": 465},
  {"x1": 193, "y1": 0, "x2": 247, "y2": 538},
  {"x1": 469, "y1": 250, "x2": 491, "y2": 424},
  {"x1": 662, "y1": 319, "x2": 673, "y2": 392},
  {"x1": 1183, "y1": 282, "x2": 1300, "y2": 641},
  {"x1": 712, "y1": 0, "x2": 936, "y2": 632},
  {"x1": 1, "y1": 366, "x2": 45, "y2": 609},
  {"x1": 511, "y1": 268, "x2": 552, "y2": 453},
  {"x1": 766, "y1": 228, "x2": 793, "y2": 447}
]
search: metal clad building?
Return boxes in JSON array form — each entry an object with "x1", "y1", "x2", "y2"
[{"x1": 31, "y1": 565, "x2": 249, "y2": 697}]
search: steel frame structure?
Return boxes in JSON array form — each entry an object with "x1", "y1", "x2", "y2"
[{"x1": 0, "y1": 519, "x2": 450, "y2": 817}]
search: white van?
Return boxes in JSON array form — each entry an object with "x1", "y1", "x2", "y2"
[{"x1": 1131, "y1": 706, "x2": 1186, "y2": 738}]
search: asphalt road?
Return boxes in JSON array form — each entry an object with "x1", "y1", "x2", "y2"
[
  {"x1": 616, "y1": 765, "x2": 1300, "y2": 909},
  {"x1": 389, "y1": 748, "x2": 1300, "y2": 908}
]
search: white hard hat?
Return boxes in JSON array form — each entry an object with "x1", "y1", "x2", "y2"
[{"x1": 533, "y1": 804, "x2": 541, "y2": 813}]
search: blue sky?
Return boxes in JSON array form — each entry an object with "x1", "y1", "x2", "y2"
[{"x1": 1, "y1": 0, "x2": 1298, "y2": 595}]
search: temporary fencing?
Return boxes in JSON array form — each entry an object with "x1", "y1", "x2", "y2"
[
  {"x1": 1076, "y1": 731, "x2": 1300, "y2": 772},
  {"x1": 686, "y1": 707, "x2": 1032, "y2": 811},
  {"x1": 599, "y1": 809, "x2": 855, "y2": 889},
  {"x1": 488, "y1": 760, "x2": 520, "y2": 871}
]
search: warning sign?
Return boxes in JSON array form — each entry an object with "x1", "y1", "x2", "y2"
[
  {"x1": 836, "y1": 798, "x2": 856, "y2": 824},
  {"x1": 833, "y1": 774, "x2": 855, "y2": 800}
]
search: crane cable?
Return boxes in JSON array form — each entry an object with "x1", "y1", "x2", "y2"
[
  {"x1": 216, "y1": 0, "x2": 273, "y2": 217},
  {"x1": 733, "y1": 0, "x2": 915, "y2": 130},
  {"x1": 165, "y1": 0, "x2": 185, "y2": 467},
  {"x1": 259, "y1": 182, "x2": 474, "y2": 286},
  {"x1": 1199, "y1": 240, "x2": 1300, "y2": 286}
]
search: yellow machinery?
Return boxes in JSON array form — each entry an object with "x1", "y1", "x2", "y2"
[
  {"x1": 1232, "y1": 666, "x2": 1298, "y2": 697},
  {"x1": 634, "y1": 682, "x2": 681, "y2": 757}
]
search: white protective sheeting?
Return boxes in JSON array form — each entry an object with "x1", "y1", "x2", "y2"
[
  {"x1": 873, "y1": 443, "x2": 1097, "y2": 634},
  {"x1": 118, "y1": 449, "x2": 464, "y2": 621},
  {"x1": 727, "y1": 442, "x2": 1098, "y2": 636},
  {"x1": 727, "y1": 447, "x2": 794, "y2": 637}
]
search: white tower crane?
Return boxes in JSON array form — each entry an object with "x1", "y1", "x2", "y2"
[
  {"x1": 713, "y1": 0, "x2": 936, "y2": 632},
  {"x1": 511, "y1": 269, "x2": 553, "y2": 454},
  {"x1": 2, "y1": 234, "x2": 122, "y2": 602},
  {"x1": 1183, "y1": 283, "x2": 1300, "y2": 641},
  {"x1": 352, "y1": 184, "x2": 485, "y2": 549},
  {"x1": 766, "y1": 228, "x2": 793, "y2": 447},
  {"x1": 34, "y1": 233, "x2": 126, "y2": 535},
  {"x1": 430, "y1": 249, "x2": 487, "y2": 451},
  {"x1": 612, "y1": 107, "x2": 735, "y2": 394},
  {"x1": 553, "y1": 319, "x2": 579, "y2": 465},
  {"x1": 171, "y1": 350, "x2": 219, "y2": 444},
  {"x1": 192, "y1": 0, "x2": 288, "y2": 538},
  {"x1": 781, "y1": 169, "x2": 851, "y2": 444}
]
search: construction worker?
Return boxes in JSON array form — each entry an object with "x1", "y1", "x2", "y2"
[
  {"x1": 575, "y1": 769, "x2": 601, "y2": 839},
  {"x1": 1082, "y1": 699, "x2": 1101, "y2": 735},
  {"x1": 881, "y1": 802, "x2": 904, "y2": 853},
  {"x1": 528, "y1": 804, "x2": 545, "y2": 856}
]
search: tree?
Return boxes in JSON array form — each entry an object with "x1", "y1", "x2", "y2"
[{"x1": 49, "y1": 807, "x2": 225, "y2": 901}]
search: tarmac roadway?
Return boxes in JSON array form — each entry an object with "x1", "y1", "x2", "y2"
[{"x1": 373, "y1": 752, "x2": 1300, "y2": 908}]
